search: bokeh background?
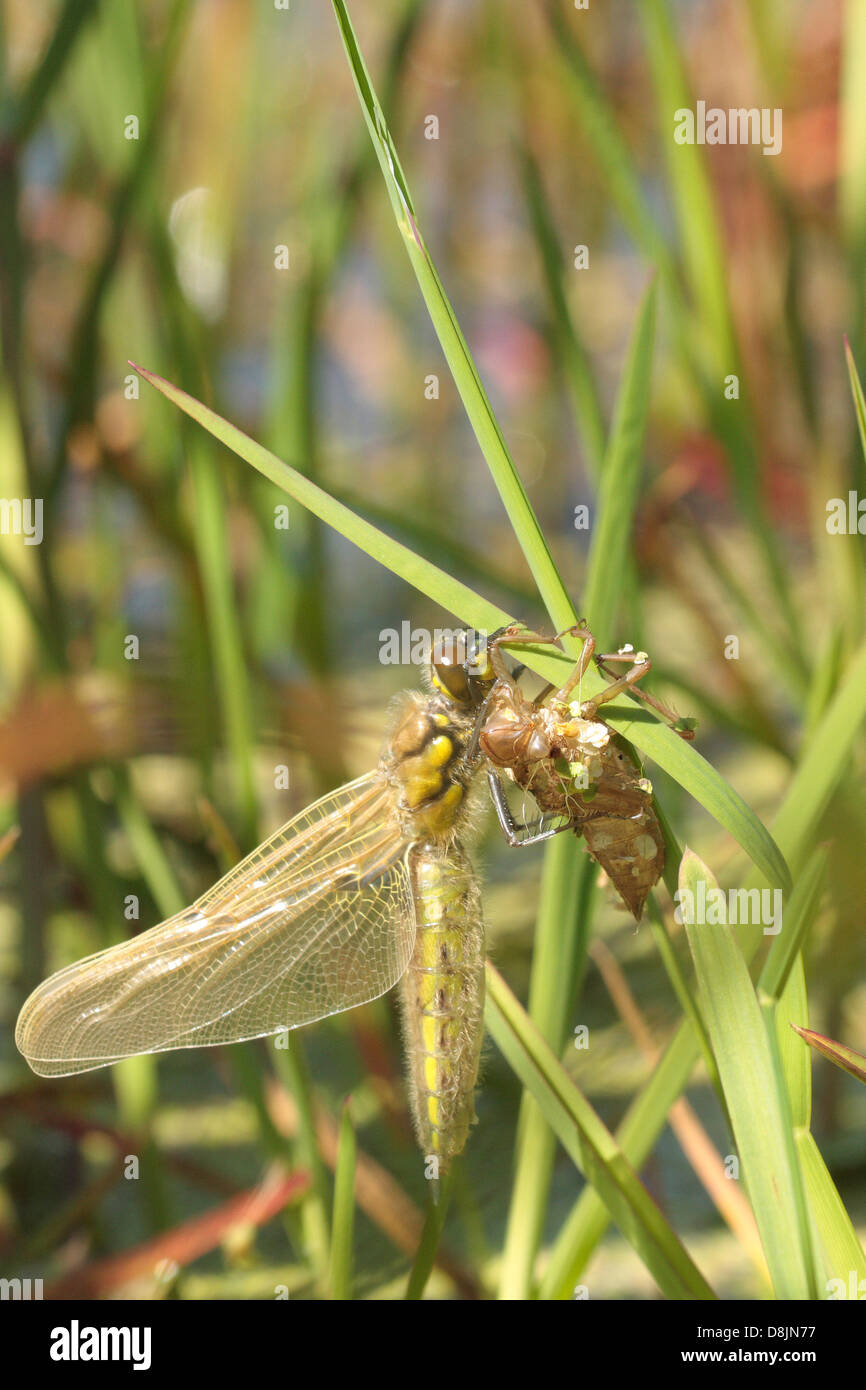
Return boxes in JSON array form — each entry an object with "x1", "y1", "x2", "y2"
[{"x1": 1, "y1": 0, "x2": 865, "y2": 1299}]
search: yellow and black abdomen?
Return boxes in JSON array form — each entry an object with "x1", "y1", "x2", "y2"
[
  {"x1": 381, "y1": 692, "x2": 485, "y2": 1168},
  {"x1": 401, "y1": 839, "x2": 484, "y2": 1169}
]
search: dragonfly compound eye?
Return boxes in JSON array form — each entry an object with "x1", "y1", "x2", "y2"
[
  {"x1": 431, "y1": 631, "x2": 494, "y2": 705},
  {"x1": 431, "y1": 635, "x2": 472, "y2": 702}
]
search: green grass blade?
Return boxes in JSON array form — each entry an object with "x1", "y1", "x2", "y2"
[
  {"x1": 639, "y1": 0, "x2": 733, "y2": 363},
  {"x1": 760, "y1": 983, "x2": 819, "y2": 1298},
  {"x1": 772, "y1": 957, "x2": 811, "y2": 1128},
  {"x1": 405, "y1": 1170, "x2": 455, "y2": 1301},
  {"x1": 4, "y1": 0, "x2": 99, "y2": 142},
  {"x1": 759, "y1": 847, "x2": 827, "y2": 1003},
  {"x1": 679, "y1": 850, "x2": 811, "y2": 1298},
  {"x1": 486, "y1": 964, "x2": 715, "y2": 1300},
  {"x1": 188, "y1": 437, "x2": 259, "y2": 841},
  {"x1": 805, "y1": 625, "x2": 846, "y2": 734},
  {"x1": 546, "y1": 0, "x2": 799, "y2": 651},
  {"x1": 519, "y1": 142, "x2": 606, "y2": 476},
  {"x1": 582, "y1": 278, "x2": 656, "y2": 637},
  {"x1": 544, "y1": 2, "x2": 671, "y2": 273},
  {"x1": 112, "y1": 769, "x2": 186, "y2": 919},
  {"x1": 646, "y1": 894, "x2": 716, "y2": 1088},
  {"x1": 329, "y1": 1102, "x2": 357, "y2": 1301},
  {"x1": 766, "y1": 635, "x2": 866, "y2": 868},
  {"x1": 537, "y1": 1010, "x2": 699, "y2": 1299},
  {"x1": 796, "y1": 1130, "x2": 866, "y2": 1290},
  {"x1": 332, "y1": 487, "x2": 536, "y2": 610},
  {"x1": 132, "y1": 362, "x2": 510, "y2": 633},
  {"x1": 845, "y1": 336, "x2": 866, "y2": 463},
  {"x1": 330, "y1": 0, "x2": 574, "y2": 632},
  {"x1": 498, "y1": 842, "x2": 594, "y2": 1300},
  {"x1": 639, "y1": 0, "x2": 801, "y2": 652},
  {"x1": 272, "y1": 1042, "x2": 331, "y2": 1288}
]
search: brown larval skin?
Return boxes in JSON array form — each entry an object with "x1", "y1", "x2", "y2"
[{"x1": 480, "y1": 681, "x2": 665, "y2": 919}]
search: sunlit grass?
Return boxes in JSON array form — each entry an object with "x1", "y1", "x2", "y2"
[{"x1": 1, "y1": 0, "x2": 866, "y2": 1304}]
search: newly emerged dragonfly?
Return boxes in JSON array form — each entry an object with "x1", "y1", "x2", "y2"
[{"x1": 16, "y1": 623, "x2": 691, "y2": 1166}]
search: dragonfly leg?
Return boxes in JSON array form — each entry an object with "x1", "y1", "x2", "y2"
[
  {"x1": 548, "y1": 625, "x2": 596, "y2": 703},
  {"x1": 490, "y1": 621, "x2": 595, "y2": 705},
  {"x1": 593, "y1": 652, "x2": 696, "y2": 738},
  {"x1": 487, "y1": 770, "x2": 571, "y2": 848},
  {"x1": 488, "y1": 624, "x2": 695, "y2": 736},
  {"x1": 465, "y1": 686, "x2": 499, "y2": 763},
  {"x1": 578, "y1": 655, "x2": 651, "y2": 718}
]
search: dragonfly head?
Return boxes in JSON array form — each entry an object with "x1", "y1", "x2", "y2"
[{"x1": 430, "y1": 630, "x2": 496, "y2": 708}]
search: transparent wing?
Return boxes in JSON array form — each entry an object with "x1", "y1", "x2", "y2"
[{"x1": 16, "y1": 772, "x2": 415, "y2": 1077}]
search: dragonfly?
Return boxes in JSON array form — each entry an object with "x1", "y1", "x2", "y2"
[{"x1": 16, "y1": 622, "x2": 691, "y2": 1168}]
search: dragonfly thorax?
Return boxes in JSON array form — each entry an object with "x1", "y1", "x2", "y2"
[{"x1": 382, "y1": 693, "x2": 480, "y2": 841}]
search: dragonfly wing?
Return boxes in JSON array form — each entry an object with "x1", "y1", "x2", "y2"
[{"x1": 16, "y1": 772, "x2": 415, "y2": 1076}]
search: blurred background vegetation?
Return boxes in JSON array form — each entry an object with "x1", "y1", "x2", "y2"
[{"x1": 1, "y1": 0, "x2": 866, "y2": 1300}]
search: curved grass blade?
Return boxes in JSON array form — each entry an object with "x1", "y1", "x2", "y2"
[
  {"x1": 639, "y1": 0, "x2": 734, "y2": 366},
  {"x1": 639, "y1": 0, "x2": 801, "y2": 653},
  {"x1": 543, "y1": 1, "x2": 672, "y2": 273},
  {"x1": 679, "y1": 850, "x2": 811, "y2": 1298},
  {"x1": 537, "y1": 1009, "x2": 700, "y2": 1299},
  {"x1": 796, "y1": 1129, "x2": 866, "y2": 1290},
  {"x1": 131, "y1": 363, "x2": 510, "y2": 634},
  {"x1": 485, "y1": 964, "x2": 715, "y2": 1300},
  {"x1": 546, "y1": 0, "x2": 801, "y2": 657}
]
